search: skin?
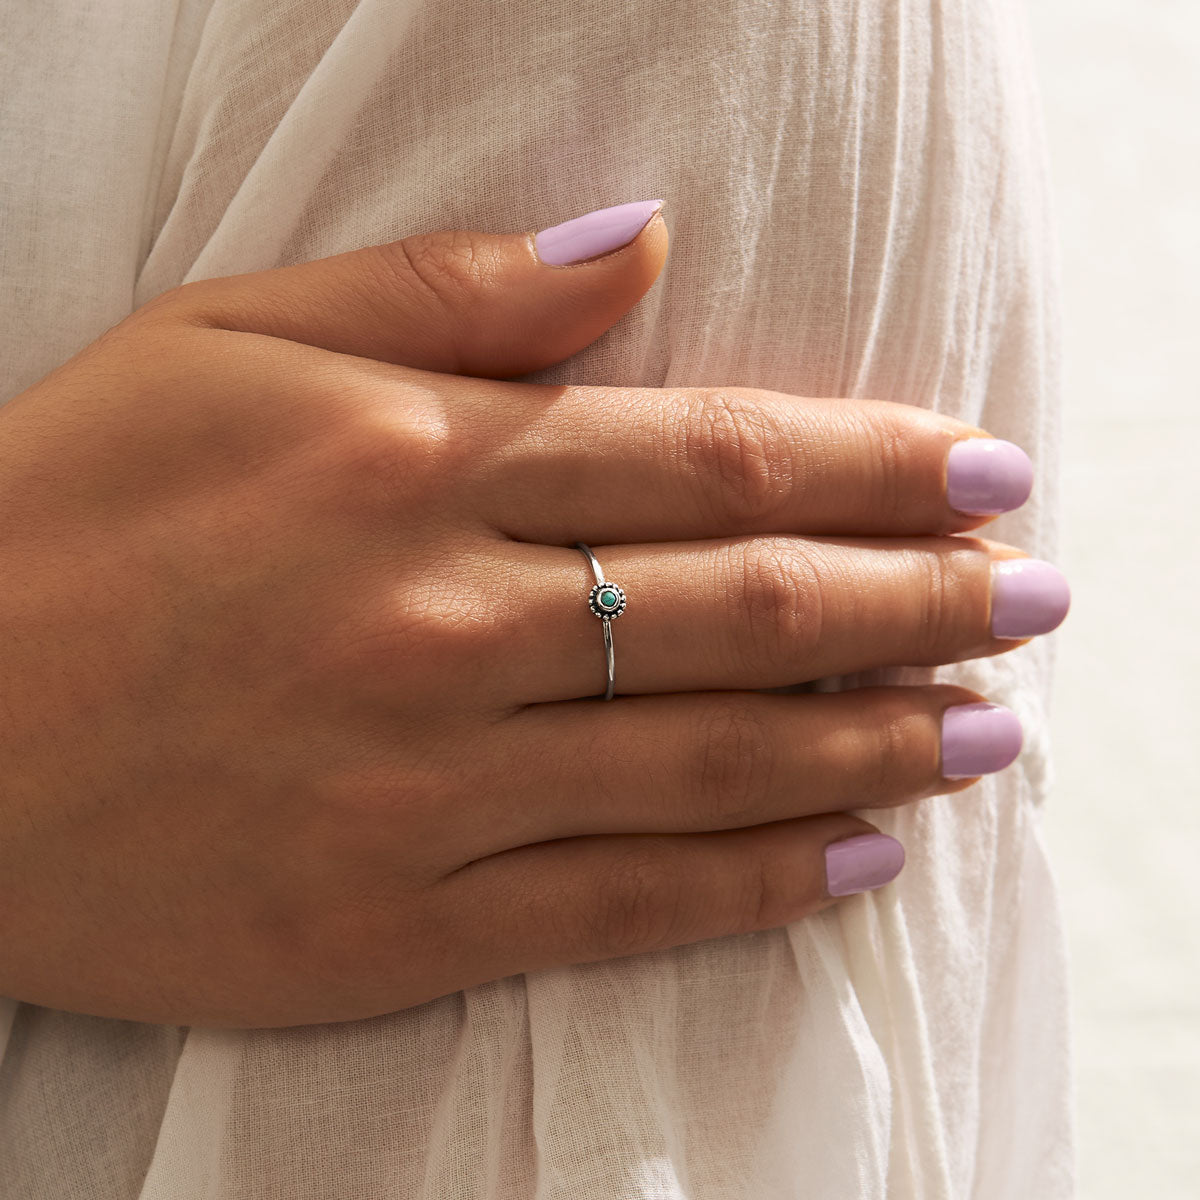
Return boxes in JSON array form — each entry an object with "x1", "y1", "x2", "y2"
[{"x1": 0, "y1": 214, "x2": 1040, "y2": 1029}]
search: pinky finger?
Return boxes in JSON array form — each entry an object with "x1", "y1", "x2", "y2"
[{"x1": 434, "y1": 814, "x2": 904, "y2": 986}]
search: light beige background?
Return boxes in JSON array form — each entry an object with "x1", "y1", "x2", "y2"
[{"x1": 1030, "y1": 2, "x2": 1200, "y2": 1195}]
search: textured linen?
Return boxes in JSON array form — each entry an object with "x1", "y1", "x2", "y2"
[{"x1": 0, "y1": 1, "x2": 1073, "y2": 1196}]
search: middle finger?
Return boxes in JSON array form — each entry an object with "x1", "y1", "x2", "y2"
[{"x1": 497, "y1": 534, "x2": 1069, "y2": 703}]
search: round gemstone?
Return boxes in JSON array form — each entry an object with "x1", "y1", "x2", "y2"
[{"x1": 599, "y1": 588, "x2": 618, "y2": 608}]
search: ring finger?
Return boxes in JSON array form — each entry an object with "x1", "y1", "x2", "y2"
[{"x1": 436, "y1": 685, "x2": 1019, "y2": 863}]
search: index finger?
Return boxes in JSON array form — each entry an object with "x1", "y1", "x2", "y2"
[{"x1": 465, "y1": 384, "x2": 1033, "y2": 545}]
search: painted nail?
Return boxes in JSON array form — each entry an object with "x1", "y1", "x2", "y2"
[
  {"x1": 991, "y1": 559, "x2": 1071, "y2": 638},
  {"x1": 825, "y1": 833, "x2": 906, "y2": 897},
  {"x1": 946, "y1": 438, "x2": 1034, "y2": 515},
  {"x1": 941, "y1": 702, "x2": 1023, "y2": 779},
  {"x1": 534, "y1": 199, "x2": 665, "y2": 266}
]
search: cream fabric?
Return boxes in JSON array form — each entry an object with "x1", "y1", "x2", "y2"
[{"x1": 0, "y1": 1, "x2": 1073, "y2": 1196}]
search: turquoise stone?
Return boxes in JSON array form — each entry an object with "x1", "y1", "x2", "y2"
[{"x1": 599, "y1": 588, "x2": 618, "y2": 608}]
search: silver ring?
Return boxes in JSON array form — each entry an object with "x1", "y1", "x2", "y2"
[{"x1": 575, "y1": 542, "x2": 626, "y2": 701}]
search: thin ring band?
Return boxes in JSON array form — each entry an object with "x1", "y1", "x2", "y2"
[{"x1": 575, "y1": 542, "x2": 627, "y2": 701}]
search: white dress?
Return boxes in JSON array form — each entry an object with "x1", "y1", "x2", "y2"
[{"x1": 0, "y1": 1, "x2": 1073, "y2": 1195}]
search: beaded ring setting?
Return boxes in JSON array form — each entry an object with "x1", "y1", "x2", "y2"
[{"x1": 587, "y1": 581, "x2": 627, "y2": 619}]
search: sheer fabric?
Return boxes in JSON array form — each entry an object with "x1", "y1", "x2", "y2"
[{"x1": 0, "y1": 1, "x2": 1073, "y2": 1195}]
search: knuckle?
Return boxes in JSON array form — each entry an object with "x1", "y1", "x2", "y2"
[
  {"x1": 692, "y1": 700, "x2": 776, "y2": 828},
  {"x1": 589, "y1": 841, "x2": 692, "y2": 958},
  {"x1": 398, "y1": 587, "x2": 502, "y2": 668},
  {"x1": 729, "y1": 538, "x2": 823, "y2": 665},
  {"x1": 865, "y1": 414, "x2": 909, "y2": 520},
  {"x1": 683, "y1": 389, "x2": 792, "y2": 524},
  {"x1": 866, "y1": 697, "x2": 921, "y2": 803},
  {"x1": 745, "y1": 853, "x2": 792, "y2": 932},
  {"x1": 320, "y1": 577, "x2": 500, "y2": 696},
  {"x1": 914, "y1": 549, "x2": 955, "y2": 660},
  {"x1": 321, "y1": 759, "x2": 454, "y2": 839},
  {"x1": 296, "y1": 778, "x2": 479, "y2": 992},
  {"x1": 311, "y1": 872, "x2": 427, "y2": 989},
  {"x1": 337, "y1": 399, "x2": 455, "y2": 510},
  {"x1": 383, "y1": 230, "x2": 496, "y2": 316}
]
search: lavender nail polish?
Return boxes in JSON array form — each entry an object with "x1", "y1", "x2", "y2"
[
  {"x1": 825, "y1": 833, "x2": 905, "y2": 897},
  {"x1": 991, "y1": 559, "x2": 1071, "y2": 639},
  {"x1": 941, "y1": 702, "x2": 1023, "y2": 779},
  {"x1": 534, "y1": 199, "x2": 665, "y2": 266},
  {"x1": 946, "y1": 438, "x2": 1034, "y2": 515}
]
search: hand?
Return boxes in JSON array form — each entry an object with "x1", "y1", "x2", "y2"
[{"x1": 0, "y1": 200, "x2": 1068, "y2": 1028}]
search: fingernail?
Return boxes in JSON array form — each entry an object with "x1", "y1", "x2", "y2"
[
  {"x1": 534, "y1": 199, "x2": 665, "y2": 266},
  {"x1": 991, "y1": 559, "x2": 1071, "y2": 638},
  {"x1": 941, "y1": 702, "x2": 1023, "y2": 779},
  {"x1": 946, "y1": 438, "x2": 1034, "y2": 515},
  {"x1": 825, "y1": 833, "x2": 905, "y2": 897}
]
